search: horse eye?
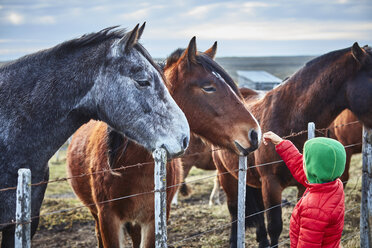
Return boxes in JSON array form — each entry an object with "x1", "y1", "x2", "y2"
[
  {"x1": 202, "y1": 86, "x2": 216, "y2": 93},
  {"x1": 135, "y1": 80, "x2": 151, "y2": 88}
]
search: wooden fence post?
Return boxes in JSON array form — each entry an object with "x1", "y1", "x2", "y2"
[
  {"x1": 308, "y1": 122, "x2": 315, "y2": 140},
  {"x1": 237, "y1": 155, "x2": 247, "y2": 248},
  {"x1": 360, "y1": 126, "x2": 372, "y2": 248},
  {"x1": 153, "y1": 148, "x2": 168, "y2": 248},
  {"x1": 15, "y1": 168, "x2": 31, "y2": 248}
]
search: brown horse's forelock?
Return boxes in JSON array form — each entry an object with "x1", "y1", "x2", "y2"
[
  {"x1": 164, "y1": 48, "x2": 242, "y2": 99},
  {"x1": 197, "y1": 53, "x2": 242, "y2": 99}
]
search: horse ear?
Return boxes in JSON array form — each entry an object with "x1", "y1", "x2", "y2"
[
  {"x1": 182, "y1": 36, "x2": 197, "y2": 65},
  {"x1": 138, "y1": 22, "x2": 146, "y2": 40},
  {"x1": 204, "y1": 41, "x2": 217, "y2": 59},
  {"x1": 119, "y1": 23, "x2": 140, "y2": 52},
  {"x1": 351, "y1": 42, "x2": 365, "y2": 63}
]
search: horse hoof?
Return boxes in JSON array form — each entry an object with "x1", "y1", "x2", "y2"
[{"x1": 258, "y1": 239, "x2": 270, "y2": 248}]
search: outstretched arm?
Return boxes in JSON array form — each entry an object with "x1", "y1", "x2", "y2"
[{"x1": 263, "y1": 132, "x2": 307, "y2": 186}]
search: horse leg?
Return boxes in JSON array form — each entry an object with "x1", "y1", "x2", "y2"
[
  {"x1": 297, "y1": 184, "x2": 306, "y2": 199},
  {"x1": 140, "y1": 222, "x2": 155, "y2": 248},
  {"x1": 261, "y1": 176, "x2": 283, "y2": 247},
  {"x1": 171, "y1": 190, "x2": 179, "y2": 206},
  {"x1": 340, "y1": 149, "x2": 352, "y2": 188},
  {"x1": 209, "y1": 171, "x2": 221, "y2": 206},
  {"x1": 245, "y1": 186, "x2": 269, "y2": 248},
  {"x1": 91, "y1": 211, "x2": 104, "y2": 248},
  {"x1": 1, "y1": 225, "x2": 15, "y2": 248},
  {"x1": 179, "y1": 161, "x2": 192, "y2": 197},
  {"x1": 125, "y1": 222, "x2": 141, "y2": 248},
  {"x1": 98, "y1": 211, "x2": 121, "y2": 248}
]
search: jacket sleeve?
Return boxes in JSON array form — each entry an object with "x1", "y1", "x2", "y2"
[
  {"x1": 275, "y1": 140, "x2": 307, "y2": 187},
  {"x1": 297, "y1": 208, "x2": 329, "y2": 247}
]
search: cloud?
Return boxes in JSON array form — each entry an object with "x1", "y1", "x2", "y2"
[
  {"x1": 186, "y1": 5, "x2": 215, "y2": 18},
  {"x1": 168, "y1": 20, "x2": 372, "y2": 41},
  {"x1": 6, "y1": 12, "x2": 24, "y2": 25},
  {"x1": 34, "y1": 15, "x2": 56, "y2": 25},
  {"x1": 120, "y1": 9, "x2": 149, "y2": 20}
]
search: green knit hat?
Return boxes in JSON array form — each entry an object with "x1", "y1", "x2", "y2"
[{"x1": 303, "y1": 137, "x2": 346, "y2": 184}]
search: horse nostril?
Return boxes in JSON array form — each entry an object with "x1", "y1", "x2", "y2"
[
  {"x1": 182, "y1": 136, "x2": 189, "y2": 150},
  {"x1": 249, "y1": 129, "x2": 258, "y2": 148}
]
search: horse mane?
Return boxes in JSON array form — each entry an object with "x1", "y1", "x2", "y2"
[
  {"x1": 279, "y1": 45, "x2": 362, "y2": 92},
  {"x1": 55, "y1": 26, "x2": 125, "y2": 52},
  {"x1": 164, "y1": 48, "x2": 242, "y2": 98},
  {"x1": 165, "y1": 48, "x2": 185, "y2": 68},
  {"x1": 52, "y1": 26, "x2": 164, "y2": 81},
  {"x1": 304, "y1": 47, "x2": 350, "y2": 68}
]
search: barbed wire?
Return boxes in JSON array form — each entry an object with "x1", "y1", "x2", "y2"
[
  {"x1": 341, "y1": 231, "x2": 360, "y2": 243},
  {"x1": 0, "y1": 120, "x2": 362, "y2": 193},
  {"x1": 0, "y1": 161, "x2": 360, "y2": 228},
  {"x1": 0, "y1": 173, "x2": 362, "y2": 248}
]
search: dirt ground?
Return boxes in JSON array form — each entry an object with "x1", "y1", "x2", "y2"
[{"x1": 0, "y1": 150, "x2": 360, "y2": 248}]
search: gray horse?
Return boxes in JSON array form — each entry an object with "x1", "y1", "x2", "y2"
[{"x1": 0, "y1": 23, "x2": 189, "y2": 247}]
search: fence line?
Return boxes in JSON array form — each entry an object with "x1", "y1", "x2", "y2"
[
  {"x1": 0, "y1": 120, "x2": 362, "y2": 194},
  {"x1": 0, "y1": 139, "x2": 363, "y2": 228},
  {"x1": 3, "y1": 170, "x2": 362, "y2": 246},
  {"x1": 1, "y1": 165, "x2": 359, "y2": 228}
]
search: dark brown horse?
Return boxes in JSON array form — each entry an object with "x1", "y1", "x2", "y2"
[
  {"x1": 67, "y1": 38, "x2": 261, "y2": 248},
  {"x1": 327, "y1": 109, "x2": 362, "y2": 187},
  {"x1": 213, "y1": 43, "x2": 372, "y2": 247}
]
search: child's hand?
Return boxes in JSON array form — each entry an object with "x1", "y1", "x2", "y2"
[{"x1": 263, "y1": 131, "x2": 283, "y2": 146}]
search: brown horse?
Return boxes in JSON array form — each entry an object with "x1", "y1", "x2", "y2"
[
  {"x1": 327, "y1": 109, "x2": 362, "y2": 187},
  {"x1": 67, "y1": 38, "x2": 261, "y2": 248},
  {"x1": 213, "y1": 43, "x2": 372, "y2": 247}
]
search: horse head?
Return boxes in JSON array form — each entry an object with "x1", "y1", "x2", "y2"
[
  {"x1": 345, "y1": 42, "x2": 372, "y2": 128},
  {"x1": 89, "y1": 24, "x2": 190, "y2": 157},
  {"x1": 163, "y1": 37, "x2": 261, "y2": 156}
]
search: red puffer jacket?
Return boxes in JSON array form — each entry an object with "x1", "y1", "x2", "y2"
[{"x1": 276, "y1": 140, "x2": 345, "y2": 248}]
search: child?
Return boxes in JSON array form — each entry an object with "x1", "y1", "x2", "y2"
[{"x1": 263, "y1": 131, "x2": 346, "y2": 248}]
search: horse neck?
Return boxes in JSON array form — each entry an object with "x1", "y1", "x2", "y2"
[
  {"x1": 256, "y1": 54, "x2": 356, "y2": 134},
  {"x1": 0, "y1": 48, "x2": 102, "y2": 165}
]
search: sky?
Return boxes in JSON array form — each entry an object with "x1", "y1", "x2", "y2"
[{"x1": 0, "y1": 0, "x2": 371, "y2": 61}]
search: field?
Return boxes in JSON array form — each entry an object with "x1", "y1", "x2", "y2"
[
  {"x1": 30, "y1": 147, "x2": 362, "y2": 247},
  {"x1": 1, "y1": 56, "x2": 362, "y2": 247}
]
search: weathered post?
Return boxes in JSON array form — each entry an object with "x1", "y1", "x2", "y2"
[
  {"x1": 153, "y1": 148, "x2": 168, "y2": 248},
  {"x1": 237, "y1": 155, "x2": 247, "y2": 248},
  {"x1": 308, "y1": 122, "x2": 315, "y2": 140},
  {"x1": 360, "y1": 126, "x2": 372, "y2": 248},
  {"x1": 15, "y1": 168, "x2": 31, "y2": 248}
]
